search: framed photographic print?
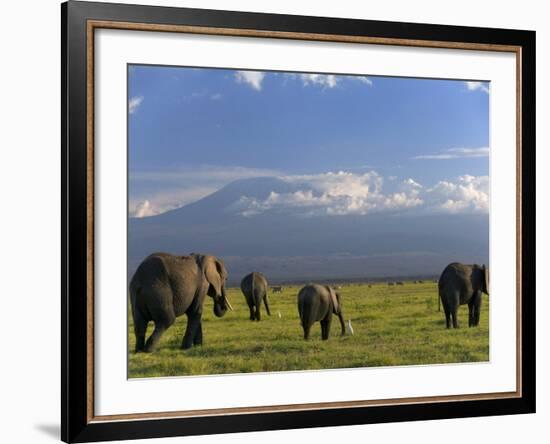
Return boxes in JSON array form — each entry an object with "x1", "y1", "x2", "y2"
[{"x1": 61, "y1": 1, "x2": 536, "y2": 442}]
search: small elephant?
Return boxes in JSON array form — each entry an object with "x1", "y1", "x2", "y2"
[
  {"x1": 297, "y1": 284, "x2": 345, "y2": 340},
  {"x1": 240, "y1": 272, "x2": 271, "y2": 321},
  {"x1": 129, "y1": 252, "x2": 232, "y2": 352},
  {"x1": 438, "y1": 262, "x2": 489, "y2": 329}
]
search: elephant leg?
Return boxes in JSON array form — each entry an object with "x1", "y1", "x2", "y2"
[
  {"x1": 132, "y1": 309, "x2": 148, "y2": 353},
  {"x1": 182, "y1": 315, "x2": 202, "y2": 349},
  {"x1": 144, "y1": 313, "x2": 175, "y2": 353},
  {"x1": 451, "y1": 307, "x2": 459, "y2": 328},
  {"x1": 321, "y1": 317, "x2": 332, "y2": 340},
  {"x1": 442, "y1": 303, "x2": 451, "y2": 329},
  {"x1": 248, "y1": 302, "x2": 255, "y2": 321},
  {"x1": 444, "y1": 311, "x2": 452, "y2": 329},
  {"x1": 303, "y1": 322, "x2": 312, "y2": 340},
  {"x1": 473, "y1": 292, "x2": 482, "y2": 326},
  {"x1": 255, "y1": 302, "x2": 261, "y2": 321},
  {"x1": 264, "y1": 295, "x2": 271, "y2": 316},
  {"x1": 193, "y1": 322, "x2": 203, "y2": 346},
  {"x1": 467, "y1": 300, "x2": 475, "y2": 327},
  {"x1": 320, "y1": 321, "x2": 327, "y2": 340}
]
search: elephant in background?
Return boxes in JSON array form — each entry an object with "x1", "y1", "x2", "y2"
[
  {"x1": 129, "y1": 252, "x2": 232, "y2": 352},
  {"x1": 240, "y1": 272, "x2": 270, "y2": 321},
  {"x1": 438, "y1": 262, "x2": 489, "y2": 329},
  {"x1": 297, "y1": 284, "x2": 345, "y2": 340}
]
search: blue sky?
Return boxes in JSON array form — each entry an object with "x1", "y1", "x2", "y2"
[{"x1": 128, "y1": 65, "x2": 489, "y2": 218}]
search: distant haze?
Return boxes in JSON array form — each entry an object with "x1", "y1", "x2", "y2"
[{"x1": 128, "y1": 177, "x2": 489, "y2": 285}]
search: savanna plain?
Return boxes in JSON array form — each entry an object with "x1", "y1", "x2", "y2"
[{"x1": 128, "y1": 281, "x2": 489, "y2": 378}]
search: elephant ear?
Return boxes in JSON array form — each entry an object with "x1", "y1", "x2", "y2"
[
  {"x1": 195, "y1": 255, "x2": 224, "y2": 297},
  {"x1": 327, "y1": 286, "x2": 339, "y2": 314}
]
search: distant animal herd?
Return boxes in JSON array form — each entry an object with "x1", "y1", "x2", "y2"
[{"x1": 129, "y1": 252, "x2": 489, "y2": 353}]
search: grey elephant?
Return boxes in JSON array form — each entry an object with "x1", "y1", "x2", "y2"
[
  {"x1": 240, "y1": 272, "x2": 271, "y2": 321},
  {"x1": 438, "y1": 262, "x2": 489, "y2": 329},
  {"x1": 129, "y1": 252, "x2": 233, "y2": 352},
  {"x1": 297, "y1": 284, "x2": 345, "y2": 340}
]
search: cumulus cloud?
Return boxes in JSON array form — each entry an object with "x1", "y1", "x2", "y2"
[
  {"x1": 426, "y1": 175, "x2": 489, "y2": 213},
  {"x1": 414, "y1": 147, "x2": 489, "y2": 160},
  {"x1": 299, "y1": 73, "x2": 339, "y2": 88},
  {"x1": 465, "y1": 81, "x2": 490, "y2": 94},
  {"x1": 129, "y1": 166, "x2": 489, "y2": 219},
  {"x1": 235, "y1": 71, "x2": 265, "y2": 90},
  {"x1": 234, "y1": 172, "x2": 423, "y2": 217},
  {"x1": 132, "y1": 200, "x2": 157, "y2": 218},
  {"x1": 284, "y1": 73, "x2": 373, "y2": 89},
  {"x1": 233, "y1": 70, "x2": 373, "y2": 91},
  {"x1": 129, "y1": 96, "x2": 144, "y2": 114},
  {"x1": 233, "y1": 171, "x2": 489, "y2": 217}
]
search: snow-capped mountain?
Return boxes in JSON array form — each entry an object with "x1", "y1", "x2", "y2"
[{"x1": 128, "y1": 176, "x2": 489, "y2": 284}]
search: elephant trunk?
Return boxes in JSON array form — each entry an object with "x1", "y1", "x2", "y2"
[{"x1": 213, "y1": 287, "x2": 230, "y2": 317}]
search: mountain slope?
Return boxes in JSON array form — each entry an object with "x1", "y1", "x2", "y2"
[{"x1": 128, "y1": 177, "x2": 489, "y2": 283}]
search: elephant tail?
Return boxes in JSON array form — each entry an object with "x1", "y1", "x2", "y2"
[
  {"x1": 297, "y1": 297, "x2": 312, "y2": 329},
  {"x1": 129, "y1": 277, "x2": 146, "y2": 323},
  {"x1": 298, "y1": 298, "x2": 314, "y2": 340},
  {"x1": 252, "y1": 275, "x2": 256, "y2": 305},
  {"x1": 437, "y1": 277, "x2": 446, "y2": 312},
  {"x1": 129, "y1": 275, "x2": 139, "y2": 306}
]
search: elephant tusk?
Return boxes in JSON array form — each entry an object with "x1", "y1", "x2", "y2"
[{"x1": 223, "y1": 295, "x2": 234, "y2": 311}]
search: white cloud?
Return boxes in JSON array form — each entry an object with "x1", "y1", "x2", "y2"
[
  {"x1": 448, "y1": 147, "x2": 490, "y2": 156},
  {"x1": 129, "y1": 96, "x2": 144, "y2": 114},
  {"x1": 130, "y1": 187, "x2": 218, "y2": 218},
  {"x1": 233, "y1": 171, "x2": 488, "y2": 217},
  {"x1": 299, "y1": 73, "x2": 339, "y2": 88},
  {"x1": 235, "y1": 71, "x2": 265, "y2": 90},
  {"x1": 426, "y1": 175, "x2": 489, "y2": 213},
  {"x1": 132, "y1": 200, "x2": 157, "y2": 218},
  {"x1": 465, "y1": 81, "x2": 490, "y2": 94},
  {"x1": 414, "y1": 147, "x2": 489, "y2": 160},
  {"x1": 284, "y1": 73, "x2": 373, "y2": 89},
  {"x1": 130, "y1": 166, "x2": 489, "y2": 219},
  {"x1": 233, "y1": 71, "x2": 373, "y2": 91},
  {"x1": 356, "y1": 76, "x2": 373, "y2": 86},
  {"x1": 235, "y1": 172, "x2": 424, "y2": 217}
]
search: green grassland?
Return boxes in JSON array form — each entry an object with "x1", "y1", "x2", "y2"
[{"x1": 128, "y1": 281, "x2": 489, "y2": 378}]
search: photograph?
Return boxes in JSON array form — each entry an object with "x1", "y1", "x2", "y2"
[{"x1": 127, "y1": 65, "x2": 490, "y2": 378}]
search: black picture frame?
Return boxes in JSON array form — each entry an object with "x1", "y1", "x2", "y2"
[{"x1": 62, "y1": 1, "x2": 536, "y2": 442}]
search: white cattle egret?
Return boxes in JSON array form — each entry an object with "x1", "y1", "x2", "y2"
[
  {"x1": 346, "y1": 319, "x2": 354, "y2": 335},
  {"x1": 278, "y1": 311, "x2": 282, "y2": 318}
]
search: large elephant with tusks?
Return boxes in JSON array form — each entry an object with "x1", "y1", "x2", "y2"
[
  {"x1": 129, "y1": 252, "x2": 233, "y2": 352},
  {"x1": 297, "y1": 284, "x2": 345, "y2": 340}
]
